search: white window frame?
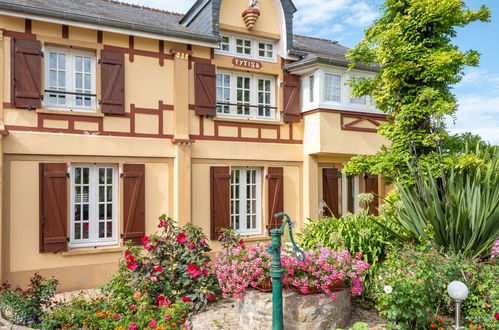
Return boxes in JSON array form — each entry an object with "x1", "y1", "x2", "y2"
[
  {"x1": 43, "y1": 46, "x2": 97, "y2": 112},
  {"x1": 215, "y1": 33, "x2": 278, "y2": 63},
  {"x1": 258, "y1": 42, "x2": 274, "y2": 59},
  {"x1": 69, "y1": 164, "x2": 119, "y2": 248},
  {"x1": 341, "y1": 173, "x2": 359, "y2": 215},
  {"x1": 324, "y1": 72, "x2": 343, "y2": 104},
  {"x1": 216, "y1": 69, "x2": 277, "y2": 121},
  {"x1": 230, "y1": 167, "x2": 262, "y2": 236}
]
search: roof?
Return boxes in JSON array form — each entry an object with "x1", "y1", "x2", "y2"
[
  {"x1": 289, "y1": 34, "x2": 378, "y2": 72},
  {"x1": 0, "y1": 0, "x2": 219, "y2": 43}
]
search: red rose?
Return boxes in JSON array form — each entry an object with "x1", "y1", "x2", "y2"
[
  {"x1": 124, "y1": 250, "x2": 134, "y2": 261},
  {"x1": 141, "y1": 236, "x2": 151, "y2": 246},
  {"x1": 189, "y1": 242, "x2": 195, "y2": 250},
  {"x1": 495, "y1": 312, "x2": 499, "y2": 320},
  {"x1": 187, "y1": 264, "x2": 201, "y2": 278},
  {"x1": 207, "y1": 293, "x2": 215, "y2": 302},
  {"x1": 177, "y1": 233, "x2": 188, "y2": 243},
  {"x1": 182, "y1": 295, "x2": 191, "y2": 302},
  {"x1": 127, "y1": 260, "x2": 138, "y2": 270}
]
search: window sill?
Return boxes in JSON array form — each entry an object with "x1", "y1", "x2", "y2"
[
  {"x1": 61, "y1": 245, "x2": 122, "y2": 257},
  {"x1": 37, "y1": 109, "x2": 104, "y2": 117},
  {"x1": 213, "y1": 116, "x2": 284, "y2": 126}
]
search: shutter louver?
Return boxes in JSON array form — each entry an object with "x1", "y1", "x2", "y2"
[
  {"x1": 100, "y1": 50, "x2": 125, "y2": 115},
  {"x1": 323, "y1": 168, "x2": 341, "y2": 218},
  {"x1": 123, "y1": 164, "x2": 145, "y2": 244},
  {"x1": 267, "y1": 167, "x2": 284, "y2": 233},
  {"x1": 195, "y1": 63, "x2": 216, "y2": 116},
  {"x1": 12, "y1": 38, "x2": 42, "y2": 109},
  {"x1": 39, "y1": 163, "x2": 68, "y2": 253},
  {"x1": 364, "y1": 173, "x2": 379, "y2": 215},
  {"x1": 283, "y1": 71, "x2": 301, "y2": 123},
  {"x1": 210, "y1": 166, "x2": 230, "y2": 240}
]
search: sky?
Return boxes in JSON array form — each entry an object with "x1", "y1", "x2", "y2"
[{"x1": 121, "y1": 0, "x2": 498, "y2": 144}]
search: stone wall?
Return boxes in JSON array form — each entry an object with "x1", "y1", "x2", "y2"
[{"x1": 236, "y1": 289, "x2": 352, "y2": 330}]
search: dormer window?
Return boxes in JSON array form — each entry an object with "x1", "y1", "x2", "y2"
[
  {"x1": 216, "y1": 34, "x2": 277, "y2": 62},
  {"x1": 236, "y1": 38, "x2": 252, "y2": 55}
]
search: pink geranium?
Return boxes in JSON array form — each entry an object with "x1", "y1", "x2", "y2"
[
  {"x1": 177, "y1": 232, "x2": 188, "y2": 243},
  {"x1": 148, "y1": 318, "x2": 157, "y2": 328},
  {"x1": 187, "y1": 264, "x2": 201, "y2": 278},
  {"x1": 189, "y1": 242, "x2": 195, "y2": 250}
]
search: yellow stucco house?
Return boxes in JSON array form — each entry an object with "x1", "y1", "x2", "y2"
[{"x1": 0, "y1": 0, "x2": 388, "y2": 291}]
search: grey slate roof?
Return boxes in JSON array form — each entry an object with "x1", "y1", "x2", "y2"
[
  {"x1": 289, "y1": 34, "x2": 378, "y2": 72},
  {"x1": 0, "y1": 0, "x2": 219, "y2": 43}
]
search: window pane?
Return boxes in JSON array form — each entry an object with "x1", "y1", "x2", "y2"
[
  {"x1": 325, "y1": 73, "x2": 341, "y2": 102},
  {"x1": 49, "y1": 53, "x2": 57, "y2": 69},
  {"x1": 82, "y1": 186, "x2": 89, "y2": 203},
  {"x1": 59, "y1": 71, "x2": 66, "y2": 88},
  {"x1": 74, "y1": 204, "x2": 81, "y2": 221},
  {"x1": 107, "y1": 203, "x2": 112, "y2": 219},
  {"x1": 58, "y1": 54, "x2": 66, "y2": 70},
  {"x1": 84, "y1": 57, "x2": 91, "y2": 72},
  {"x1": 106, "y1": 221, "x2": 113, "y2": 237},
  {"x1": 75, "y1": 56, "x2": 82, "y2": 71},
  {"x1": 84, "y1": 74, "x2": 91, "y2": 90},
  {"x1": 49, "y1": 70, "x2": 57, "y2": 87},
  {"x1": 107, "y1": 186, "x2": 113, "y2": 202},
  {"x1": 74, "y1": 223, "x2": 81, "y2": 240},
  {"x1": 82, "y1": 222, "x2": 89, "y2": 239},
  {"x1": 83, "y1": 204, "x2": 89, "y2": 220},
  {"x1": 99, "y1": 222, "x2": 105, "y2": 238},
  {"x1": 99, "y1": 186, "x2": 105, "y2": 202},
  {"x1": 106, "y1": 168, "x2": 113, "y2": 184},
  {"x1": 75, "y1": 186, "x2": 81, "y2": 203},
  {"x1": 83, "y1": 168, "x2": 89, "y2": 184}
]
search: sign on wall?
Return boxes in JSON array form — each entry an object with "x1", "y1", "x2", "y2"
[{"x1": 232, "y1": 58, "x2": 263, "y2": 70}]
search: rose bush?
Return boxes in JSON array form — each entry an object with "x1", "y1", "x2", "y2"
[{"x1": 103, "y1": 215, "x2": 218, "y2": 311}]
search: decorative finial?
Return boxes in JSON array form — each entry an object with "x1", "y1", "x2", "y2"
[{"x1": 243, "y1": 0, "x2": 261, "y2": 30}]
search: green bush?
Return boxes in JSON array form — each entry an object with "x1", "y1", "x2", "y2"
[
  {"x1": 391, "y1": 147, "x2": 499, "y2": 258},
  {"x1": 0, "y1": 273, "x2": 58, "y2": 326},
  {"x1": 39, "y1": 295, "x2": 190, "y2": 329},
  {"x1": 298, "y1": 207, "x2": 400, "y2": 299},
  {"x1": 373, "y1": 240, "x2": 499, "y2": 329}
]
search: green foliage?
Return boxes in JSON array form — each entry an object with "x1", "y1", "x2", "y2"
[
  {"x1": 298, "y1": 207, "x2": 401, "y2": 298},
  {"x1": 390, "y1": 147, "x2": 499, "y2": 258},
  {"x1": 0, "y1": 273, "x2": 58, "y2": 326},
  {"x1": 374, "y1": 241, "x2": 499, "y2": 329},
  {"x1": 333, "y1": 322, "x2": 369, "y2": 330},
  {"x1": 344, "y1": 0, "x2": 491, "y2": 183},
  {"x1": 39, "y1": 295, "x2": 190, "y2": 329},
  {"x1": 103, "y1": 215, "x2": 218, "y2": 311},
  {"x1": 441, "y1": 132, "x2": 490, "y2": 155}
]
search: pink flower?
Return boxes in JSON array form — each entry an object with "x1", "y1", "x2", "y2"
[
  {"x1": 202, "y1": 268, "x2": 209, "y2": 276},
  {"x1": 207, "y1": 293, "x2": 215, "y2": 302},
  {"x1": 124, "y1": 250, "x2": 134, "y2": 261},
  {"x1": 187, "y1": 264, "x2": 201, "y2": 278},
  {"x1": 148, "y1": 318, "x2": 157, "y2": 328},
  {"x1": 200, "y1": 238, "x2": 207, "y2": 246},
  {"x1": 153, "y1": 265, "x2": 163, "y2": 273},
  {"x1": 150, "y1": 275, "x2": 158, "y2": 282},
  {"x1": 189, "y1": 242, "x2": 195, "y2": 250},
  {"x1": 177, "y1": 232, "x2": 188, "y2": 243},
  {"x1": 129, "y1": 305, "x2": 135, "y2": 311},
  {"x1": 495, "y1": 312, "x2": 499, "y2": 320},
  {"x1": 156, "y1": 295, "x2": 171, "y2": 306},
  {"x1": 355, "y1": 252, "x2": 363, "y2": 260},
  {"x1": 182, "y1": 295, "x2": 191, "y2": 302},
  {"x1": 128, "y1": 322, "x2": 137, "y2": 330},
  {"x1": 112, "y1": 314, "x2": 121, "y2": 319},
  {"x1": 158, "y1": 220, "x2": 167, "y2": 228}
]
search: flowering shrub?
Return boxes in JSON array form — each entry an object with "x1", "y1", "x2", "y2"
[
  {"x1": 0, "y1": 273, "x2": 58, "y2": 326},
  {"x1": 491, "y1": 240, "x2": 499, "y2": 259},
  {"x1": 214, "y1": 231, "x2": 370, "y2": 300},
  {"x1": 103, "y1": 215, "x2": 218, "y2": 311},
  {"x1": 374, "y1": 240, "x2": 499, "y2": 330},
  {"x1": 39, "y1": 294, "x2": 190, "y2": 329}
]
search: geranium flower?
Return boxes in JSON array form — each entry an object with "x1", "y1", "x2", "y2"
[
  {"x1": 202, "y1": 268, "x2": 209, "y2": 276},
  {"x1": 207, "y1": 293, "x2": 215, "y2": 302},
  {"x1": 127, "y1": 260, "x2": 138, "y2": 270},
  {"x1": 187, "y1": 264, "x2": 201, "y2": 278},
  {"x1": 189, "y1": 242, "x2": 195, "y2": 250},
  {"x1": 147, "y1": 318, "x2": 157, "y2": 328},
  {"x1": 158, "y1": 220, "x2": 167, "y2": 228},
  {"x1": 124, "y1": 250, "x2": 133, "y2": 261},
  {"x1": 177, "y1": 233, "x2": 187, "y2": 243},
  {"x1": 182, "y1": 295, "x2": 191, "y2": 302}
]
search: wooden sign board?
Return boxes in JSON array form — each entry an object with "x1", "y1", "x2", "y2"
[{"x1": 232, "y1": 58, "x2": 263, "y2": 70}]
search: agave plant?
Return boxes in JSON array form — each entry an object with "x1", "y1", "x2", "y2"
[{"x1": 392, "y1": 147, "x2": 499, "y2": 258}]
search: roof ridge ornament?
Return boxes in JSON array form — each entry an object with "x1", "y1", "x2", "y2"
[{"x1": 242, "y1": 0, "x2": 261, "y2": 30}]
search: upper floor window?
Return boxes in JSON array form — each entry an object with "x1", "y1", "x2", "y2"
[
  {"x1": 216, "y1": 70, "x2": 276, "y2": 121},
  {"x1": 44, "y1": 46, "x2": 96, "y2": 111},
  {"x1": 309, "y1": 75, "x2": 315, "y2": 102},
  {"x1": 217, "y1": 34, "x2": 277, "y2": 62},
  {"x1": 324, "y1": 73, "x2": 342, "y2": 103}
]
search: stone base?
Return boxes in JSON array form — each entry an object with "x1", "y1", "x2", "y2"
[{"x1": 236, "y1": 289, "x2": 351, "y2": 330}]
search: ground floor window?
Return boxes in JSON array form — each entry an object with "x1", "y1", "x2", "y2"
[
  {"x1": 70, "y1": 164, "x2": 118, "y2": 247},
  {"x1": 230, "y1": 167, "x2": 262, "y2": 235}
]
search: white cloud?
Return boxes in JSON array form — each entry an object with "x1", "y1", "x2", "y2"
[{"x1": 458, "y1": 68, "x2": 499, "y2": 92}]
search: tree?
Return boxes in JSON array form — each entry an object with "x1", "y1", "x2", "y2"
[{"x1": 343, "y1": 0, "x2": 491, "y2": 184}]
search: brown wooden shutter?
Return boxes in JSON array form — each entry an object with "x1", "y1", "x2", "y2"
[
  {"x1": 195, "y1": 63, "x2": 216, "y2": 116},
  {"x1": 100, "y1": 50, "x2": 125, "y2": 115},
  {"x1": 123, "y1": 164, "x2": 145, "y2": 244},
  {"x1": 39, "y1": 163, "x2": 68, "y2": 253},
  {"x1": 267, "y1": 167, "x2": 284, "y2": 233},
  {"x1": 210, "y1": 166, "x2": 230, "y2": 240},
  {"x1": 12, "y1": 38, "x2": 42, "y2": 109},
  {"x1": 283, "y1": 71, "x2": 301, "y2": 123},
  {"x1": 364, "y1": 173, "x2": 379, "y2": 215},
  {"x1": 323, "y1": 168, "x2": 341, "y2": 218}
]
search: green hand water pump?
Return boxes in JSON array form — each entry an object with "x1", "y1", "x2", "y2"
[{"x1": 267, "y1": 212, "x2": 305, "y2": 330}]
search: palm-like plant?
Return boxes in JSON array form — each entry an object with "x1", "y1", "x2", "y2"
[{"x1": 392, "y1": 147, "x2": 499, "y2": 258}]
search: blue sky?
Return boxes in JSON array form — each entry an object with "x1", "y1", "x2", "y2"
[{"x1": 123, "y1": 0, "x2": 498, "y2": 144}]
